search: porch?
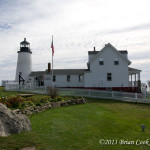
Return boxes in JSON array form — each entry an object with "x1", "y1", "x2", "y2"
[{"x1": 128, "y1": 67, "x2": 142, "y2": 92}]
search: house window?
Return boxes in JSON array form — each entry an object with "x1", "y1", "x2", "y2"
[
  {"x1": 114, "y1": 58, "x2": 119, "y2": 65},
  {"x1": 53, "y1": 75, "x2": 56, "y2": 82},
  {"x1": 79, "y1": 75, "x2": 83, "y2": 82},
  {"x1": 99, "y1": 58, "x2": 104, "y2": 65},
  {"x1": 67, "y1": 75, "x2": 70, "y2": 82},
  {"x1": 107, "y1": 73, "x2": 112, "y2": 81}
]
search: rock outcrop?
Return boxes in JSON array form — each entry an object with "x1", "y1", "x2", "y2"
[
  {"x1": 16, "y1": 97, "x2": 87, "y2": 115},
  {"x1": 0, "y1": 103, "x2": 31, "y2": 137}
]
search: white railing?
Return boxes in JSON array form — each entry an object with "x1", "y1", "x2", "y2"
[
  {"x1": 57, "y1": 88, "x2": 149, "y2": 103},
  {"x1": 4, "y1": 84, "x2": 150, "y2": 103},
  {"x1": 129, "y1": 81, "x2": 138, "y2": 87}
]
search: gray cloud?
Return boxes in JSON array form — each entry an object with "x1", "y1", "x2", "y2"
[{"x1": 1, "y1": 0, "x2": 150, "y2": 84}]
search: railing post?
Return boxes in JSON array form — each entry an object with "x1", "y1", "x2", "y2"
[
  {"x1": 135, "y1": 93, "x2": 137, "y2": 100},
  {"x1": 143, "y1": 92, "x2": 146, "y2": 99},
  {"x1": 45, "y1": 86, "x2": 47, "y2": 94},
  {"x1": 112, "y1": 91, "x2": 114, "y2": 98},
  {"x1": 89, "y1": 90, "x2": 91, "y2": 97}
]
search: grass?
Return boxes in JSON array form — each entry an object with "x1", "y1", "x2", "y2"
[
  {"x1": 0, "y1": 86, "x2": 44, "y2": 98},
  {"x1": 0, "y1": 87, "x2": 150, "y2": 149}
]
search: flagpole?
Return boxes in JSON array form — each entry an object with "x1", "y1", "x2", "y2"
[{"x1": 51, "y1": 35, "x2": 54, "y2": 88}]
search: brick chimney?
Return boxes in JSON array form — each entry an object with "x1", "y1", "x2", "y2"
[
  {"x1": 48, "y1": 63, "x2": 51, "y2": 73},
  {"x1": 94, "y1": 47, "x2": 96, "y2": 51}
]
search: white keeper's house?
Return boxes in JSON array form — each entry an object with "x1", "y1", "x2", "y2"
[{"x1": 15, "y1": 38, "x2": 141, "y2": 92}]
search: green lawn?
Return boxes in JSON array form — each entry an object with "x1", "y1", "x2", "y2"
[{"x1": 0, "y1": 87, "x2": 150, "y2": 150}]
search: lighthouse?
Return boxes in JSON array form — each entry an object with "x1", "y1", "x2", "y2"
[{"x1": 15, "y1": 38, "x2": 32, "y2": 84}]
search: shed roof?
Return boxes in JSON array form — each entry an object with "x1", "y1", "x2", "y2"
[
  {"x1": 88, "y1": 51, "x2": 99, "y2": 55},
  {"x1": 119, "y1": 50, "x2": 128, "y2": 54},
  {"x1": 29, "y1": 69, "x2": 88, "y2": 76},
  {"x1": 88, "y1": 50, "x2": 128, "y2": 55},
  {"x1": 29, "y1": 71, "x2": 46, "y2": 76},
  {"x1": 128, "y1": 67, "x2": 141, "y2": 72}
]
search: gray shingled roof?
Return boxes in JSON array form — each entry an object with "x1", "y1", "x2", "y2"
[
  {"x1": 88, "y1": 51, "x2": 99, "y2": 54},
  {"x1": 49, "y1": 69, "x2": 87, "y2": 75},
  {"x1": 88, "y1": 50, "x2": 128, "y2": 55},
  {"x1": 29, "y1": 69, "x2": 88, "y2": 76},
  {"x1": 119, "y1": 50, "x2": 128, "y2": 54},
  {"x1": 128, "y1": 67, "x2": 141, "y2": 72},
  {"x1": 29, "y1": 71, "x2": 46, "y2": 76}
]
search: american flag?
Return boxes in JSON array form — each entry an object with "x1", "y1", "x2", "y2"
[{"x1": 51, "y1": 36, "x2": 54, "y2": 56}]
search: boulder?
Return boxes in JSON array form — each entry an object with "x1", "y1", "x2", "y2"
[
  {"x1": 0, "y1": 103, "x2": 31, "y2": 137},
  {"x1": 51, "y1": 102, "x2": 60, "y2": 108},
  {"x1": 60, "y1": 101, "x2": 69, "y2": 107}
]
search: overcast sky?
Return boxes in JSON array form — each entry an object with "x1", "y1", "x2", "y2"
[{"x1": 0, "y1": 0, "x2": 150, "y2": 84}]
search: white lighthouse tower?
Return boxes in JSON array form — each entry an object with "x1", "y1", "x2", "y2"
[{"x1": 15, "y1": 38, "x2": 32, "y2": 84}]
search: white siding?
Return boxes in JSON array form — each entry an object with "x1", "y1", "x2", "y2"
[
  {"x1": 85, "y1": 46, "x2": 129, "y2": 87},
  {"x1": 15, "y1": 52, "x2": 32, "y2": 83},
  {"x1": 88, "y1": 54, "x2": 97, "y2": 61},
  {"x1": 44, "y1": 74, "x2": 84, "y2": 87}
]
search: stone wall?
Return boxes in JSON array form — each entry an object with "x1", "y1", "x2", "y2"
[{"x1": 14, "y1": 98, "x2": 87, "y2": 115}]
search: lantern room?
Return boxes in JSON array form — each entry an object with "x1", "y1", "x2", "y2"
[{"x1": 18, "y1": 38, "x2": 32, "y2": 53}]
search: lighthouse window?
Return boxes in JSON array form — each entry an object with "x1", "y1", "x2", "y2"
[{"x1": 19, "y1": 72, "x2": 22, "y2": 76}]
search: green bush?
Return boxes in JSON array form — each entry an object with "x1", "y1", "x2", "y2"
[
  {"x1": 39, "y1": 96, "x2": 51, "y2": 103},
  {"x1": 26, "y1": 96, "x2": 36, "y2": 102},
  {"x1": 21, "y1": 101, "x2": 35, "y2": 108},
  {"x1": 56, "y1": 96, "x2": 63, "y2": 101},
  {"x1": 36, "y1": 102, "x2": 42, "y2": 106},
  {"x1": 49, "y1": 96, "x2": 63, "y2": 102}
]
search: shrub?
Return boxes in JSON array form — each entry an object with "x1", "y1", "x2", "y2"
[
  {"x1": 39, "y1": 96, "x2": 51, "y2": 103},
  {"x1": 47, "y1": 87, "x2": 58, "y2": 99},
  {"x1": 56, "y1": 96, "x2": 63, "y2": 101},
  {"x1": 0, "y1": 96, "x2": 12, "y2": 107},
  {"x1": 26, "y1": 96, "x2": 36, "y2": 102},
  {"x1": 36, "y1": 102, "x2": 42, "y2": 106},
  {"x1": 21, "y1": 101, "x2": 35, "y2": 108},
  {"x1": 6, "y1": 96, "x2": 25, "y2": 108},
  {"x1": 49, "y1": 96, "x2": 63, "y2": 102}
]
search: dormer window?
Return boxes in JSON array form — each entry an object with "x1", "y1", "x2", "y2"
[
  {"x1": 99, "y1": 58, "x2": 104, "y2": 65},
  {"x1": 114, "y1": 58, "x2": 119, "y2": 65}
]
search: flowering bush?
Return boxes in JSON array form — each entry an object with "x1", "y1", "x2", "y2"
[
  {"x1": 0, "y1": 96, "x2": 12, "y2": 107},
  {"x1": 0, "y1": 94, "x2": 65, "y2": 109},
  {"x1": 6, "y1": 96, "x2": 25, "y2": 108}
]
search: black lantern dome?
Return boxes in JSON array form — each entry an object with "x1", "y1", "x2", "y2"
[{"x1": 18, "y1": 38, "x2": 32, "y2": 53}]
